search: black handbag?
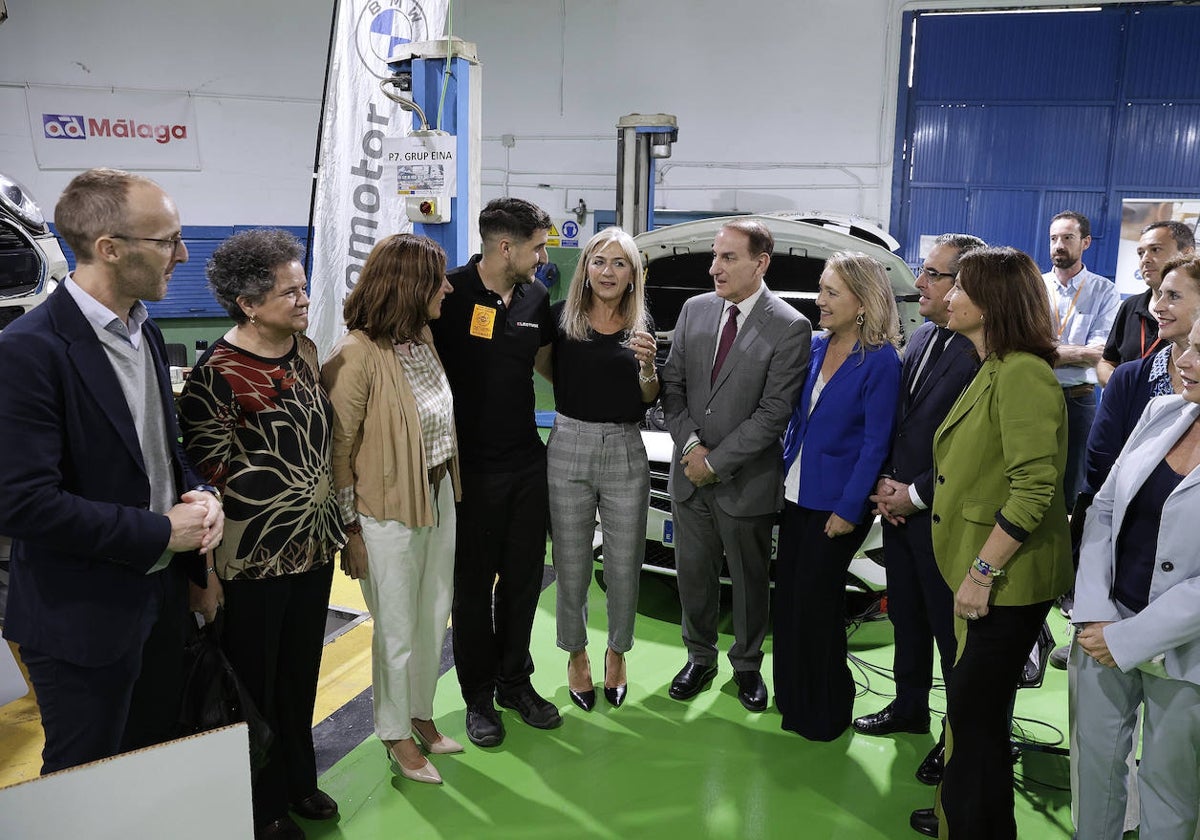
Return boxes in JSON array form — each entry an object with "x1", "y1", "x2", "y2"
[{"x1": 178, "y1": 609, "x2": 274, "y2": 775}]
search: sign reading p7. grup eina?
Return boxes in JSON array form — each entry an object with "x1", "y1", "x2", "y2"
[
  {"x1": 25, "y1": 86, "x2": 200, "y2": 171},
  {"x1": 382, "y1": 132, "x2": 457, "y2": 198}
]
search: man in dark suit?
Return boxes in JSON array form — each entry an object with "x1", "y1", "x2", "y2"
[
  {"x1": 659, "y1": 218, "x2": 810, "y2": 711},
  {"x1": 858, "y1": 233, "x2": 985, "y2": 783},
  {"x1": 0, "y1": 168, "x2": 223, "y2": 774}
]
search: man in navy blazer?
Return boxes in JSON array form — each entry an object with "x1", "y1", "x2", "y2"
[
  {"x1": 660, "y1": 219, "x2": 810, "y2": 711},
  {"x1": 859, "y1": 234, "x2": 985, "y2": 782},
  {"x1": 0, "y1": 168, "x2": 223, "y2": 774}
]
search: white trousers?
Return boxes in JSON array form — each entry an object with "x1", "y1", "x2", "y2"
[
  {"x1": 358, "y1": 472, "x2": 455, "y2": 741},
  {"x1": 1070, "y1": 636, "x2": 1200, "y2": 840}
]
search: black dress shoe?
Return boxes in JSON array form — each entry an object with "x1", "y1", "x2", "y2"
[
  {"x1": 915, "y1": 742, "x2": 944, "y2": 786},
  {"x1": 852, "y1": 701, "x2": 930, "y2": 736},
  {"x1": 733, "y1": 669, "x2": 768, "y2": 712},
  {"x1": 256, "y1": 815, "x2": 306, "y2": 840},
  {"x1": 290, "y1": 789, "x2": 338, "y2": 821},
  {"x1": 465, "y1": 701, "x2": 505, "y2": 747},
  {"x1": 909, "y1": 808, "x2": 938, "y2": 837},
  {"x1": 496, "y1": 686, "x2": 563, "y2": 729},
  {"x1": 569, "y1": 687, "x2": 596, "y2": 711},
  {"x1": 669, "y1": 662, "x2": 718, "y2": 700}
]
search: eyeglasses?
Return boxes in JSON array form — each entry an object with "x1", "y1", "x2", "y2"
[
  {"x1": 111, "y1": 234, "x2": 185, "y2": 256},
  {"x1": 915, "y1": 265, "x2": 957, "y2": 281}
]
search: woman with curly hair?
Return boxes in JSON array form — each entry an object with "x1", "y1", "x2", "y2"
[{"x1": 179, "y1": 228, "x2": 343, "y2": 840}]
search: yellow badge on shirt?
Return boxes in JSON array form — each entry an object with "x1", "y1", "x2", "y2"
[{"x1": 470, "y1": 304, "x2": 496, "y2": 339}]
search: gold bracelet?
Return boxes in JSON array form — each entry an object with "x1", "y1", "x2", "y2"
[{"x1": 968, "y1": 568, "x2": 993, "y2": 588}]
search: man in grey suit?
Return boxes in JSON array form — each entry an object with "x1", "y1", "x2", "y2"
[{"x1": 660, "y1": 218, "x2": 810, "y2": 711}]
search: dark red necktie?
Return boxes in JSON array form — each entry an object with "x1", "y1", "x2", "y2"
[{"x1": 711, "y1": 305, "x2": 739, "y2": 385}]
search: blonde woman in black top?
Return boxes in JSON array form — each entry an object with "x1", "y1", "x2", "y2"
[{"x1": 536, "y1": 227, "x2": 657, "y2": 710}]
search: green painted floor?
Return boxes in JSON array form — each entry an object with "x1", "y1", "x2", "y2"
[{"x1": 303, "y1": 574, "x2": 1074, "y2": 840}]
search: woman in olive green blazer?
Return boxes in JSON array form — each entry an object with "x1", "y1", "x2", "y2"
[{"x1": 909, "y1": 247, "x2": 1073, "y2": 840}]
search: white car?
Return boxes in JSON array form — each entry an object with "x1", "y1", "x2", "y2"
[
  {"x1": 0, "y1": 173, "x2": 67, "y2": 586},
  {"x1": 0, "y1": 173, "x2": 68, "y2": 332},
  {"x1": 619, "y1": 213, "x2": 923, "y2": 600}
]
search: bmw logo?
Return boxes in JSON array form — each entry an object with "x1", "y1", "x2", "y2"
[{"x1": 354, "y1": 1, "x2": 429, "y2": 79}]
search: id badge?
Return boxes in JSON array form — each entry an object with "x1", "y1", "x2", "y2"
[{"x1": 470, "y1": 304, "x2": 497, "y2": 339}]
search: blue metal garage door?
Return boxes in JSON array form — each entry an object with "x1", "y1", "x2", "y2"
[{"x1": 890, "y1": 4, "x2": 1200, "y2": 277}]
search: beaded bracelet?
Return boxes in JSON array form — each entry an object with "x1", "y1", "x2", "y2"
[{"x1": 973, "y1": 556, "x2": 1005, "y2": 578}]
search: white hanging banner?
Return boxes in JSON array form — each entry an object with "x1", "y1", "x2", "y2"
[
  {"x1": 307, "y1": 0, "x2": 449, "y2": 362},
  {"x1": 25, "y1": 86, "x2": 200, "y2": 171}
]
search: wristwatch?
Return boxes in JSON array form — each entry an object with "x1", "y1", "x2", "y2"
[{"x1": 194, "y1": 484, "x2": 222, "y2": 504}]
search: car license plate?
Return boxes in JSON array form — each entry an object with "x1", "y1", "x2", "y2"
[{"x1": 660, "y1": 520, "x2": 778, "y2": 558}]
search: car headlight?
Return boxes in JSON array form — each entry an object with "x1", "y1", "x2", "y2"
[{"x1": 0, "y1": 173, "x2": 48, "y2": 232}]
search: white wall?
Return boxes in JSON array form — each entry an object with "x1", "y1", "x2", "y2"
[
  {"x1": 0, "y1": 0, "x2": 1124, "y2": 230},
  {"x1": 0, "y1": 0, "x2": 328, "y2": 225},
  {"x1": 457, "y1": 0, "x2": 901, "y2": 226}
]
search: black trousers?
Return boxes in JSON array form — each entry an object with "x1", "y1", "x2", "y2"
[
  {"x1": 773, "y1": 502, "x2": 872, "y2": 742},
  {"x1": 21, "y1": 562, "x2": 188, "y2": 774},
  {"x1": 220, "y1": 561, "x2": 334, "y2": 826},
  {"x1": 452, "y1": 458, "x2": 549, "y2": 706},
  {"x1": 940, "y1": 600, "x2": 1051, "y2": 839},
  {"x1": 882, "y1": 516, "x2": 957, "y2": 719}
]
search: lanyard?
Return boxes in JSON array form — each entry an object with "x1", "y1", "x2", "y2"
[
  {"x1": 1054, "y1": 277, "x2": 1087, "y2": 340},
  {"x1": 1139, "y1": 319, "x2": 1162, "y2": 359}
]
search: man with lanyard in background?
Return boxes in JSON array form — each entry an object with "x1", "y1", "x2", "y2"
[{"x1": 1043, "y1": 210, "x2": 1119, "y2": 511}]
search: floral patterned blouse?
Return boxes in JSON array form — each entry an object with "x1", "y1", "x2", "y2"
[{"x1": 178, "y1": 334, "x2": 344, "y2": 580}]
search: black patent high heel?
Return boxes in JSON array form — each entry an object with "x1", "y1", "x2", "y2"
[
  {"x1": 567, "y1": 654, "x2": 595, "y2": 711},
  {"x1": 604, "y1": 649, "x2": 627, "y2": 708}
]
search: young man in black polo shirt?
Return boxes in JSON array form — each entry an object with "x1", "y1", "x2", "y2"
[{"x1": 430, "y1": 197, "x2": 559, "y2": 746}]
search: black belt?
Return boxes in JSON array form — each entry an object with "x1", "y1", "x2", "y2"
[
  {"x1": 1063, "y1": 384, "x2": 1094, "y2": 398},
  {"x1": 428, "y1": 462, "x2": 448, "y2": 488}
]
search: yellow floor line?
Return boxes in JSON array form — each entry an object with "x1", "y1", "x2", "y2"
[
  {"x1": 313, "y1": 619, "x2": 375, "y2": 723},
  {"x1": 0, "y1": 642, "x2": 40, "y2": 787}
]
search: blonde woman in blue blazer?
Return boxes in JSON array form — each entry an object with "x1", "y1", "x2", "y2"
[
  {"x1": 910, "y1": 248, "x2": 1073, "y2": 840},
  {"x1": 1071, "y1": 317, "x2": 1200, "y2": 840},
  {"x1": 775, "y1": 251, "x2": 901, "y2": 742}
]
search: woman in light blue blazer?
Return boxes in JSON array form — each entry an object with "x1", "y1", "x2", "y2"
[
  {"x1": 774, "y1": 251, "x2": 901, "y2": 741},
  {"x1": 1071, "y1": 315, "x2": 1200, "y2": 840}
]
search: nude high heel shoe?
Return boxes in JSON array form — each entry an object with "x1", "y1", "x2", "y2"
[
  {"x1": 412, "y1": 719, "x2": 465, "y2": 755},
  {"x1": 385, "y1": 741, "x2": 442, "y2": 785}
]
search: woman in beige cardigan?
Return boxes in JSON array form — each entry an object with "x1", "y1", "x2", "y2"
[{"x1": 321, "y1": 234, "x2": 461, "y2": 785}]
